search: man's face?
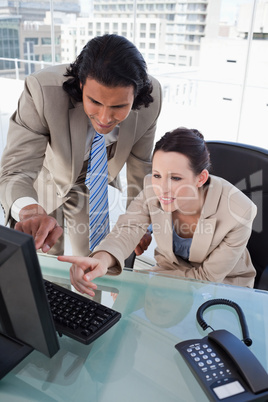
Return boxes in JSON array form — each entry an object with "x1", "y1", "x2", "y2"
[{"x1": 81, "y1": 78, "x2": 135, "y2": 134}]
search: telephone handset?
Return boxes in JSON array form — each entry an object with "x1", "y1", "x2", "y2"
[{"x1": 175, "y1": 299, "x2": 268, "y2": 401}]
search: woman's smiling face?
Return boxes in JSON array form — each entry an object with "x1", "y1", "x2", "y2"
[{"x1": 151, "y1": 150, "x2": 203, "y2": 214}]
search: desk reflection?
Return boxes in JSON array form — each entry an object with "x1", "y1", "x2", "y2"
[{"x1": 8, "y1": 269, "x2": 267, "y2": 402}]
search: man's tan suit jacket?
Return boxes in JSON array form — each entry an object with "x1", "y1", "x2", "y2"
[{"x1": 0, "y1": 64, "x2": 162, "y2": 222}]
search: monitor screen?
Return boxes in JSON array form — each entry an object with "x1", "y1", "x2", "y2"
[{"x1": 0, "y1": 225, "x2": 59, "y2": 377}]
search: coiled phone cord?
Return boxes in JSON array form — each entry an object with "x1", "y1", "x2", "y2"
[{"x1": 196, "y1": 298, "x2": 252, "y2": 347}]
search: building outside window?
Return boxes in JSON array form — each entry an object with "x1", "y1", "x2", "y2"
[{"x1": 0, "y1": 0, "x2": 267, "y2": 150}]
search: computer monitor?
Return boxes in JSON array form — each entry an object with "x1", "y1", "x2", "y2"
[{"x1": 0, "y1": 225, "x2": 59, "y2": 379}]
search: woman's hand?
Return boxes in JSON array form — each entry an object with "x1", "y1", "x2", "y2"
[{"x1": 57, "y1": 252, "x2": 115, "y2": 296}]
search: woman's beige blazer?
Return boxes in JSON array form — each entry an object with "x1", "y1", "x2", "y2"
[{"x1": 95, "y1": 175, "x2": 257, "y2": 287}]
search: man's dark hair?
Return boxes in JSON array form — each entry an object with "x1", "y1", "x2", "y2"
[{"x1": 63, "y1": 34, "x2": 153, "y2": 110}]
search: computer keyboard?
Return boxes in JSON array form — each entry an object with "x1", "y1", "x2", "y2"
[{"x1": 44, "y1": 280, "x2": 121, "y2": 345}]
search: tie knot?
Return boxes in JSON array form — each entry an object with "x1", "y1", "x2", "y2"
[{"x1": 93, "y1": 131, "x2": 103, "y2": 142}]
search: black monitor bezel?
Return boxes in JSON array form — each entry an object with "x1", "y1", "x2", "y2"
[{"x1": 0, "y1": 225, "x2": 59, "y2": 378}]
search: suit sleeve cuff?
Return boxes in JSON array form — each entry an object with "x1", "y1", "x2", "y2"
[{"x1": 11, "y1": 197, "x2": 40, "y2": 222}]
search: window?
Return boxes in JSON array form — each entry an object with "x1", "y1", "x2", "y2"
[
  {"x1": 25, "y1": 38, "x2": 39, "y2": 45},
  {"x1": 41, "y1": 38, "x2": 51, "y2": 45},
  {"x1": 166, "y1": 4, "x2": 175, "y2": 11},
  {"x1": 42, "y1": 54, "x2": 52, "y2": 62}
]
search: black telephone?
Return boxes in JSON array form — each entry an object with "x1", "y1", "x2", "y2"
[{"x1": 175, "y1": 299, "x2": 268, "y2": 401}]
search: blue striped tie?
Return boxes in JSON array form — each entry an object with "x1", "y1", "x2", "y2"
[{"x1": 85, "y1": 132, "x2": 109, "y2": 251}]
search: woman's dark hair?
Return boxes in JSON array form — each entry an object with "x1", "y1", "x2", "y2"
[
  {"x1": 153, "y1": 127, "x2": 211, "y2": 175},
  {"x1": 63, "y1": 34, "x2": 153, "y2": 110}
]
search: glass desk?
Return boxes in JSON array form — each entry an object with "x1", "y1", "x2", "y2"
[{"x1": 1, "y1": 254, "x2": 268, "y2": 402}]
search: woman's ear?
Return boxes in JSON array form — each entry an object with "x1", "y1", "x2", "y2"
[{"x1": 197, "y1": 169, "x2": 209, "y2": 188}]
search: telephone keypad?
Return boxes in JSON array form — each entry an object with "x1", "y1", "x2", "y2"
[{"x1": 183, "y1": 342, "x2": 232, "y2": 382}]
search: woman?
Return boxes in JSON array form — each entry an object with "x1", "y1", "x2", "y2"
[{"x1": 58, "y1": 127, "x2": 257, "y2": 294}]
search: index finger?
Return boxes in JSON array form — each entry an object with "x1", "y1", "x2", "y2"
[{"x1": 57, "y1": 255, "x2": 91, "y2": 269}]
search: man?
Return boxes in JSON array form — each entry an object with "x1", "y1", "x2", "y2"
[{"x1": 0, "y1": 34, "x2": 162, "y2": 256}]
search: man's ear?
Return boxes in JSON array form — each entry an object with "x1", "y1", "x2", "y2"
[{"x1": 197, "y1": 169, "x2": 209, "y2": 187}]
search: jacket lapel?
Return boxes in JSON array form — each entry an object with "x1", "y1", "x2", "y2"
[
  {"x1": 69, "y1": 102, "x2": 88, "y2": 183},
  {"x1": 189, "y1": 217, "x2": 217, "y2": 262},
  {"x1": 189, "y1": 176, "x2": 222, "y2": 263},
  {"x1": 108, "y1": 110, "x2": 138, "y2": 182},
  {"x1": 151, "y1": 201, "x2": 175, "y2": 261}
]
